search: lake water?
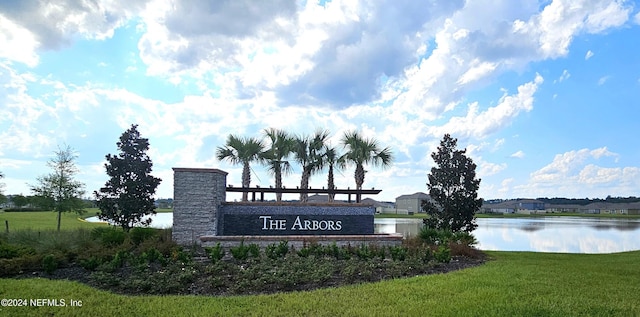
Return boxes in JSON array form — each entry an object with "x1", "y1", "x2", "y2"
[{"x1": 85, "y1": 214, "x2": 640, "y2": 254}]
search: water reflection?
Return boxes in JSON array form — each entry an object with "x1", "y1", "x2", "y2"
[
  {"x1": 374, "y1": 217, "x2": 640, "y2": 254},
  {"x1": 85, "y1": 214, "x2": 640, "y2": 254}
]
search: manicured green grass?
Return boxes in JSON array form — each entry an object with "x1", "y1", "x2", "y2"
[
  {"x1": 0, "y1": 208, "x2": 173, "y2": 232},
  {"x1": 0, "y1": 209, "x2": 105, "y2": 231},
  {"x1": 1, "y1": 251, "x2": 639, "y2": 316}
]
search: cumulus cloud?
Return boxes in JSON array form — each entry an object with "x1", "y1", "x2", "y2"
[
  {"x1": 1, "y1": 0, "x2": 636, "y2": 200},
  {"x1": 0, "y1": 14, "x2": 39, "y2": 66},
  {"x1": 557, "y1": 69, "x2": 571, "y2": 82},
  {"x1": 429, "y1": 74, "x2": 543, "y2": 140},
  {"x1": 531, "y1": 148, "x2": 616, "y2": 183},
  {"x1": 506, "y1": 147, "x2": 640, "y2": 198},
  {"x1": 0, "y1": 1, "x2": 146, "y2": 52},
  {"x1": 510, "y1": 151, "x2": 525, "y2": 159}
]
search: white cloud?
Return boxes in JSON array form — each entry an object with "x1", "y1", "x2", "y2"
[
  {"x1": 585, "y1": 50, "x2": 594, "y2": 60},
  {"x1": 510, "y1": 150, "x2": 525, "y2": 159},
  {"x1": 598, "y1": 75, "x2": 611, "y2": 85},
  {"x1": 557, "y1": 69, "x2": 570, "y2": 82},
  {"x1": 0, "y1": 1, "x2": 145, "y2": 50},
  {"x1": 635, "y1": 11, "x2": 640, "y2": 24},
  {"x1": 510, "y1": 147, "x2": 638, "y2": 198},
  {"x1": 457, "y1": 61, "x2": 497, "y2": 85},
  {"x1": 517, "y1": 0, "x2": 630, "y2": 59},
  {"x1": 0, "y1": 14, "x2": 39, "y2": 67},
  {"x1": 429, "y1": 74, "x2": 544, "y2": 140}
]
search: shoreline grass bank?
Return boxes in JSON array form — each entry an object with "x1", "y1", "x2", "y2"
[{"x1": 1, "y1": 251, "x2": 639, "y2": 316}]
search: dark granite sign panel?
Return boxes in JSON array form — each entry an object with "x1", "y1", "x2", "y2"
[
  {"x1": 222, "y1": 214, "x2": 374, "y2": 235},
  {"x1": 219, "y1": 204, "x2": 375, "y2": 236}
]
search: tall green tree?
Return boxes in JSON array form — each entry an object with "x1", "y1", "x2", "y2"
[
  {"x1": 95, "y1": 125, "x2": 161, "y2": 231},
  {"x1": 11, "y1": 194, "x2": 29, "y2": 208},
  {"x1": 0, "y1": 171, "x2": 6, "y2": 206},
  {"x1": 216, "y1": 135, "x2": 265, "y2": 202},
  {"x1": 294, "y1": 130, "x2": 330, "y2": 203},
  {"x1": 323, "y1": 145, "x2": 344, "y2": 202},
  {"x1": 340, "y1": 130, "x2": 393, "y2": 190},
  {"x1": 261, "y1": 128, "x2": 295, "y2": 202},
  {"x1": 422, "y1": 134, "x2": 482, "y2": 233},
  {"x1": 30, "y1": 145, "x2": 86, "y2": 231}
]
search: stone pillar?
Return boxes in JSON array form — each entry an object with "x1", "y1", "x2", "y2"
[{"x1": 172, "y1": 168, "x2": 227, "y2": 245}]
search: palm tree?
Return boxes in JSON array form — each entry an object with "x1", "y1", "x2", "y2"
[
  {"x1": 216, "y1": 134, "x2": 265, "y2": 201},
  {"x1": 294, "y1": 130, "x2": 330, "y2": 203},
  {"x1": 261, "y1": 128, "x2": 295, "y2": 201},
  {"x1": 340, "y1": 130, "x2": 393, "y2": 190},
  {"x1": 323, "y1": 145, "x2": 344, "y2": 202}
]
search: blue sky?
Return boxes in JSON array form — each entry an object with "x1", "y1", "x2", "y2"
[{"x1": 1, "y1": 0, "x2": 639, "y2": 202}]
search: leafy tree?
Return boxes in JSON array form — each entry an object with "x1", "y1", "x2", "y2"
[
  {"x1": 30, "y1": 195, "x2": 55, "y2": 210},
  {"x1": 261, "y1": 128, "x2": 295, "y2": 202},
  {"x1": 0, "y1": 171, "x2": 6, "y2": 206},
  {"x1": 30, "y1": 145, "x2": 86, "y2": 231},
  {"x1": 294, "y1": 130, "x2": 329, "y2": 202},
  {"x1": 340, "y1": 130, "x2": 393, "y2": 190},
  {"x1": 323, "y1": 145, "x2": 344, "y2": 202},
  {"x1": 11, "y1": 194, "x2": 29, "y2": 208},
  {"x1": 216, "y1": 135, "x2": 265, "y2": 201},
  {"x1": 422, "y1": 134, "x2": 482, "y2": 233},
  {"x1": 95, "y1": 125, "x2": 161, "y2": 231}
]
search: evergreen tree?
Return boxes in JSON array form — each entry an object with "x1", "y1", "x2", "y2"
[
  {"x1": 95, "y1": 125, "x2": 161, "y2": 231},
  {"x1": 30, "y1": 145, "x2": 86, "y2": 231},
  {"x1": 422, "y1": 134, "x2": 482, "y2": 233},
  {"x1": 0, "y1": 171, "x2": 6, "y2": 206}
]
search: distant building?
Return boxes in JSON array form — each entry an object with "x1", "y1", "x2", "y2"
[
  {"x1": 482, "y1": 199, "x2": 545, "y2": 214},
  {"x1": 395, "y1": 192, "x2": 431, "y2": 214}
]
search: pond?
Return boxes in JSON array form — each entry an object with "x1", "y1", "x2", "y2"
[
  {"x1": 85, "y1": 214, "x2": 640, "y2": 254},
  {"x1": 377, "y1": 217, "x2": 640, "y2": 254}
]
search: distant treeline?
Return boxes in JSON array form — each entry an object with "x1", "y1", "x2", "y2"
[{"x1": 486, "y1": 196, "x2": 640, "y2": 205}]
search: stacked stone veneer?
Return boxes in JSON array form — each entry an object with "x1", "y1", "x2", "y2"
[{"x1": 172, "y1": 168, "x2": 227, "y2": 245}]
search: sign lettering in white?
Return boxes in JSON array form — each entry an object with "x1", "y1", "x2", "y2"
[{"x1": 259, "y1": 215, "x2": 342, "y2": 231}]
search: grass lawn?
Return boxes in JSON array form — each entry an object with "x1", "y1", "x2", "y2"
[
  {"x1": 0, "y1": 208, "x2": 173, "y2": 231},
  {"x1": 1, "y1": 251, "x2": 639, "y2": 316}
]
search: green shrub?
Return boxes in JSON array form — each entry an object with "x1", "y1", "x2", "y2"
[
  {"x1": 130, "y1": 227, "x2": 158, "y2": 245},
  {"x1": 42, "y1": 254, "x2": 58, "y2": 274},
  {"x1": 230, "y1": 241, "x2": 250, "y2": 261},
  {"x1": 327, "y1": 243, "x2": 350, "y2": 260},
  {"x1": 79, "y1": 256, "x2": 103, "y2": 271},
  {"x1": 140, "y1": 248, "x2": 165, "y2": 264},
  {"x1": 170, "y1": 247, "x2": 193, "y2": 263},
  {"x1": 434, "y1": 245, "x2": 451, "y2": 263},
  {"x1": 265, "y1": 241, "x2": 289, "y2": 259},
  {"x1": 451, "y1": 231, "x2": 478, "y2": 247},
  {"x1": 111, "y1": 250, "x2": 129, "y2": 268},
  {"x1": 354, "y1": 244, "x2": 374, "y2": 260},
  {"x1": 419, "y1": 227, "x2": 453, "y2": 245},
  {"x1": 91, "y1": 227, "x2": 126, "y2": 246},
  {"x1": 390, "y1": 246, "x2": 408, "y2": 261},
  {"x1": 205, "y1": 243, "x2": 225, "y2": 263},
  {"x1": 0, "y1": 255, "x2": 42, "y2": 276},
  {"x1": 0, "y1": 241, "x2": 36, "y2": 259},
  {"x1": 296, "y1": 246, "x2": 312, "y2": 258},
  {"x1": 248, "y1": 243, "x2": 260, "y2": 258}
]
